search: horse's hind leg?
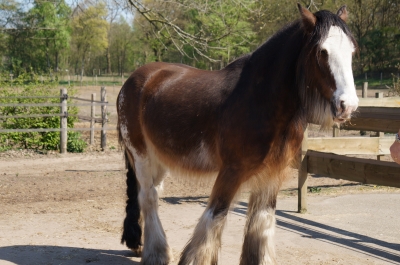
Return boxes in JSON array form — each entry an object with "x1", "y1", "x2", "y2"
[
  {"x1": 179, "y1": 167, "x2": 245, "y2": 265},
  {"x1": 131, "y1": 149, "x2": 171, "y2": 265},
  {"x1": 240, "y1": 181, "x2": 280, "y2": 265}
]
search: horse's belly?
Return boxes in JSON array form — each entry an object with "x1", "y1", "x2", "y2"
[{"x1": 145, "y1": 135, "x2": 220, "y2": 175}]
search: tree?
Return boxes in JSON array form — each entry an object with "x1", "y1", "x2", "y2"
[
  {"x1": 0, "y1": 0, "x2": 71, "y2": 74},
  {"x1": 27, "y1": 0, "x2": 71, "y2": 72},
  {"x1": 70, "y1": 2, "x2": 108, "y2": 79},
  {"x1": 127, "y1": 0, "x2": 258, "y2": 65},
  {"x1": 109, "y1": 17, "x2": 136, "y2": 75}
]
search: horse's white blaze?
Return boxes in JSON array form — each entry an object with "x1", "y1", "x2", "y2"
[{"x1": 321, "y1": 26, "x2": 358, "y2": 118}]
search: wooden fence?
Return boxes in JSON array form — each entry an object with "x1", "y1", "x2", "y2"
[
  {"x1": 0, "y1": 87, "x2": 109, "y2": 153},
  {"x1": 298, "y1": 96, "x2": 400, "y2": 213}
]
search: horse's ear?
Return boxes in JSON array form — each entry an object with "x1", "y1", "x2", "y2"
[
  {"x1": 337, "y1": 5, "x2": 348, "y2": 22},
  {"x1": 297, "y1": 3, "x2": 316, "y2": 33}
]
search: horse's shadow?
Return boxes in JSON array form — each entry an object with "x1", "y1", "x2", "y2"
[
  {"x1": 164, "y1": 196, "x2": 400, "y2": 263},
  {"x1": 0, "y1": 245, "x2": 138, "y2": 265},
  {"x1": 234, "y1": 201, "x2": 400, "y2": 264},
  {"x1": 161, "y1": 196, "x2": 208, "y2": 205}
]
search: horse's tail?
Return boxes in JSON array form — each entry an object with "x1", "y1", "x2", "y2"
[{"x1": 118, "y1": 123, "x2": 142, "y2": 251}]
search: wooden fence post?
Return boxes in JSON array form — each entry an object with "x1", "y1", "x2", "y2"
[
  {"x1": 360, "y1": 82, "x2": 368, "y2": 136},
  {"x1": 375, "y1": 92, "x2": 384, "y2": 160},
  {"x1": 362, "y1": 82, "x2": 368, "y2": 98},
  {"x1": 333, "y1": 124, "x2": 340, "y2": 137},
  {"x1": 101, "y1": 87, "x2": 107, "y2": 150},
  {"x1": 298, "y1": 127, "x2": 308, "y2": 213},
  {"x1": 60, "y1": 88, "x2": 67, "y2": 153},
  {"x1": 90, "y1": 93, "x2": 96, "y2": 145}
]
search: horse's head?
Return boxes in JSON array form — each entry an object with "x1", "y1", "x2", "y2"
[{"x1": 297, "y1": 4, "x2": 358, "y2": 126}]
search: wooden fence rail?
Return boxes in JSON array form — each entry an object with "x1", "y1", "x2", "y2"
[
  {"x1": 0, "y1": 87, "x2": 110, "y2": 153},
  {"x1": 307, "y1": 151, "x2": 400, "y2": 188},
  {"x1": 298, "y1": 96, "x2": 400, "y2": 213}
]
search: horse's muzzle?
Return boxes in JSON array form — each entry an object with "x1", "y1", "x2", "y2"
[{"x1": 334, "y1": 99, "x2": 358, "y2": 123}]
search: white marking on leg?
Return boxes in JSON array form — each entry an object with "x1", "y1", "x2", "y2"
[
  {"x1": 132, "y1": 151, "x2": 171, "y2": 264},
  {"x1": 181, "y1": 208, "x2": 226, "y2": 265},
  {"x1": 321, "y1": 26, "x2": 358, "y2": 117},
  {"x1": 246, "y1": 208, "x2": 276, "y2": 264}
]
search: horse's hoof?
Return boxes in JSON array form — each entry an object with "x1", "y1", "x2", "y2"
[
  {"x1": 130, "y1": 245, "x2": 142, "y2": 257},
  {"x1": 141, "y1": 253, "x2": 170, "y2": 265}
]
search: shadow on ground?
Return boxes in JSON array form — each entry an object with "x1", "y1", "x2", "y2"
[
  {"x1": 234, "y1": 201, "x2": 400, "y2": 264},
  {"x1": 0, "y1": 245, "x2": 138, "y2": 265},
  {"x1": 163, "y1": 196, "x2": 400, "y2": 264},
  {"x1": 161, "y1": 196, "x2": 209, "y2": 205}
]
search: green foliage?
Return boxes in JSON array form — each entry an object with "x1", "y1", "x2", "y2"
[
  {"x1": 70, "y1": 3, "x2": 109, "y2": 76},
  {"x1": 1, "y1": 0, "x2": 71, "y2": 74},
  {"x1": 1, "y1": 0, "x2": 400, "y2": 78},
  {"x1": 308, "y1": 186, "x2": 322, "y2": 193},
  {"x1": 389, "y1": 64, "x2": 400, "y2": 96},
  {"x1": 67, "y1": 131, "x2": 86, "y2": 153},
  {"x1": 0, "y1": 73, "x2": 86, "y2": 152}
]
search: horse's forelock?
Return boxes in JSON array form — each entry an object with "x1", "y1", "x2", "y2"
[{"x1": 312, "y1": 10, "x2": 357, "y2": 50}]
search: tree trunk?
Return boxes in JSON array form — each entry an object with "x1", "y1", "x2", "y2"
[
  {"x1": 106, "y1": 47, "x2": 111, "y2": 74},
  {"x1": 54, "y1": 51, "x2": 59, "y2": 72},
  {"x1": 81, "y1": 57, "x2": 85, "y2": 82}
]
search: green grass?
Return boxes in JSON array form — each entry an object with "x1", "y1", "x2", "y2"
[
  {"x1": 354, "y1": 76, "x2": 393, "y2": 88},
  {"x1": 58, "y1": 80, "x2": 124, "y2": 86}
]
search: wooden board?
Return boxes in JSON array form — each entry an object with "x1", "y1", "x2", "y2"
[
  {"x1": 307, "y1": 137, "x2": 394, "y2": 155},
  {"x1": 358, "y1": 97, "x2": 400, "y2": 107},
  {"x1": 341, "y1": 107, "x2": 400, "y2": 133},
  {"x1": 307, "y1": 150, "x2": 400, "y2": 188}
]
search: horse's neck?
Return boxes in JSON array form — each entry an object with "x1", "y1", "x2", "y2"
[
  {"x1": 250, "y1": 22, "x2": 304, "y2": 86},
  {"x1": 244, "y1": 22, "x2": 308, "y2": 130}
]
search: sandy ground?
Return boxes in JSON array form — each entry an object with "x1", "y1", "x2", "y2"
[{"x1": 0, "y1": 149, "x2": 399, "y2": 265}]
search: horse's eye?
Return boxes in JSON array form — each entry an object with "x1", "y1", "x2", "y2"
[{"x1": 321, "y1": 49, "x2": 328, "y2": 55}]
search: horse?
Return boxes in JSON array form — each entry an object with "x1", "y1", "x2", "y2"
[{"x1": 117, "y1": 4, "x2": 358, "y2": 265}]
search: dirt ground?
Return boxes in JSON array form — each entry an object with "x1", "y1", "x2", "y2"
[
  {"x1": 0, "y1": 146, "x2": 399, "y2": 265},
  {"x1": 1, "y1": 86, "x2": 399, "y2": 264}
]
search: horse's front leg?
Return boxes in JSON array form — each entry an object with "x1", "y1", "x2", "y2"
[
  {"x1": 178, "y1": 166, "x2": 246, "y2": 265},
  {"x1": 240, "y1": 182, "x2": 280, "y2": 265}
]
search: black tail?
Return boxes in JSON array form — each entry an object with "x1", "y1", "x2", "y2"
[{"x1": 121, "y1": 151, "x2": 142, "y2": 250}]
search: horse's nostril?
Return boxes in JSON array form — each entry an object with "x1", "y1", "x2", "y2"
[{"x1": 340, "y1": 101, "x2": 346, "y2": 111}]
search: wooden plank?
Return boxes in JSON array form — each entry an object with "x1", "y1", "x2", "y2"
[
  {"x1": 308, "y1": 137, "x2": 394, "y2": 155},
  {"x1": 308, "y1": 137, "x2": 379, "y2": 155},
  {"x1": 341, "y1": 106, "x2": 400, "y2": 133},
  {"x1": 379, "y1": 138, "x2": 394, "y2": 155},
  {"x1": 307, "y1": 150, "x2": 400, "y2": 188},
  {"x1": 358, "y1": 97, "x2": 400, "y2": 107}
]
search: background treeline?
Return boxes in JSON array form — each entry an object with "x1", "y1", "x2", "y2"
[{"x1": 0, "y1": 0, "x2": 399, "y2": 80}]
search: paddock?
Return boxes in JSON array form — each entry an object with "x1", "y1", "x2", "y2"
[
  {"x1": 1, "y1": 83, "x2": 400, "y2": 264},
  {"x1": 0, "y1": 148, "x2": 399, "y2": 265}
]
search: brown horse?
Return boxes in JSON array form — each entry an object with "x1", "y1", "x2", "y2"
[{"x1": 117, "y1": 4, "x2": 358, "y2": 265}]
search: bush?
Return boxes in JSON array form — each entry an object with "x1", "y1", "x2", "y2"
[
  {"x1": 67, "y1": 131, "x2": 86, "y2": 153},
  {"x1": 0, "y1": 72, "x2": 86, "y2": 152}
]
